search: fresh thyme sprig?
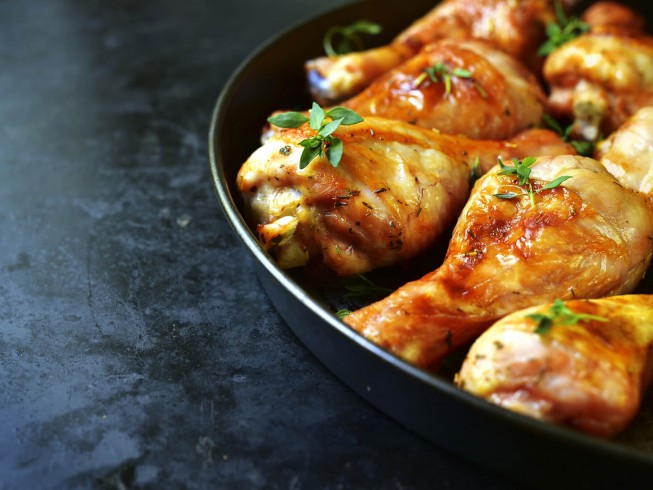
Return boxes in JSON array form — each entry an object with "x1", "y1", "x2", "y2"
[
  {"x1": 538, "y1": 1, "x2": 590, "y2": 56},
  {"x1": 415, "y1": 63, "x2": 487, "y2": 98},
  {"x1": 493, "y1": 157, "x2": 572, "y2": 208},
  {"x1": 267, "y1": 103, "x2": 364, "y2": 169},
  {"x1": 323, "y1": 20, "x2": 382, "y2": 56},
  {"x1": 498, "y1": 156, "x2": 536, "y2": 185},
  {"x1": 527, "y1": 299, "x2": 609, "y2": 335},
  {"x1": 542, "y1": 113, "x2": 596, "y2": 157}
]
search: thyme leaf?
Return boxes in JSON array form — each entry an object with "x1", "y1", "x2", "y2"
[
  {"x1": 415, "y1": 63, "x2": 486, "y2": 98},
  {"x1": 335, "y1": 309, "x2": 352, "y2": 319},
  {"x1": 497, "y1": 156, "x2": 537, "y2": 185},
  {"x1": 528, "y1": 299, "x2": 609, "y2": 335},
  {"x1": 493, "y1": 157, "x2": 572, "y2": 208},
  {"x1": 268, "y1": 103, "x2": 364, "y2": 169},
  {"x1": 538, "y1": 1, "x2": 590, "y2": 56},
  {"x1": 323, "y1": 20, "x2": 382, "y2": 56},
  {"x1": 469, "y1": 156, "x2": 482, "y2": 187},
  {"x1": 542, "y1": 113, "x2": 596, "y2": 157}
]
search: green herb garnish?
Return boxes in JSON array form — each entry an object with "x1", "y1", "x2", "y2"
[
  {"x1": 267, "y1": 103, "x2": 364, "y2": 169},
  {"x1": 538, "y1": 1, "x2": 590, "y2": 56},
  {"x1": 527, "y1": 299, "x2": 609, "y2": 335},
  {"x1": 498, "y1": 156, "x2": 537, "y2": 185},
  {"x1": 469, "y1": 156, "x2": 482, "y2": 187},
  {"x1": 415, "y1": 63, "x2": 487, "y2": 98},
  {"x1": 493, "y1": 157, "x2": 572, "y2": 208},
  {"x1": 343, "y1": 274, "x2": 393, "y2": 298},
  {"x1": 335, "y1": 309, "x2": 352, "y2": 319},
  {"x1": 542, "y1": 113, "x2": 596, "y2": 157},
  {"x1": 323, "y1": 20, "x2": 382, "y2": 56}
]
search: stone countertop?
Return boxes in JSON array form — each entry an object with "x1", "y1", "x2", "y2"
[{"x1": 0, "y1": 1, "x2": 525, "y2": 488}]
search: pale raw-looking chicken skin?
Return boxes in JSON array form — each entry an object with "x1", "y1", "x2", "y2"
[
  {"x1": 342, "y1": 40, "x2": 545, "y2": 140},
  {"x1": 544, "y1": 25, "x2": 653, "y2": 142},
  {"x1": 456, "y1": 295, "x2": 653, "y2": 438},
  {"x1": 238, "y1": 117, "x2": 574, "y2": 276},
  {"x1": 596, "y1": 106, "x2": 653, "y2": 197},
  {"x1": 344, "y1": 155, "x2": 653, "y2": 370},
  {"x1": 306, "y1": 0, "x2": 570, "y2": 104}
]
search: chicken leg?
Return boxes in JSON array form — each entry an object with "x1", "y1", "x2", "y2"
[
  {"x1": 544, "y1": 25, "x2": 653, "y2": 142},
  {"x1": 343, "y1": 155, "x2": 653, "y2": 370},
  {"x1": 456, "y1": 295, "x2": 653, "y2": 438},
  {"x1": 342, "y1": 40, "x2": 545, "y2": 140},
  {"x1": 307, "y1": 0, "x2": 572, "y2": 104}
]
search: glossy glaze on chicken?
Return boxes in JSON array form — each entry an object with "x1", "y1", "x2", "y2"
[
  {"x1": 545, "y1": 6, "x2": 653, "y2": 140},
  {"x1": 457, "y1": 295, "x2": 653, "y2": 438},
  {"x1": 343, "y1": 40, "x2": 545, "y2": 140},
  {"x1": 306, "y1": 0, "x2": 575, "y2": 104},
  {"x1": 344, "y1": 155, "x2": 653, "y2": 370},
  {"x1": 596, "y1": 106, "x2": 653, "y2": 196},
  {"x1": 238, "y1": 118, "x2": 573, "y2": 276},
  {"x1": 237, "y1": 0, "x2": 653, "y2": 438}
]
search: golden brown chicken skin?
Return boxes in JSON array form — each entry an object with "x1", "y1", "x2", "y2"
[
  {"x1": 457, "y1": 295, "x2": 653, "y2": 438},
  {"x1": 344, "y1": 155, "x2": 653, "y2": 370},
  {"x1": 544, "y1": 30, "x2": 653, "y2": 141},
  {"x1": 596, "y1": 106, "x2": 653, "y2": 197},
  {"x1": 307, "y1": 0, "x2": 567, "y2": 104},
  {"x1": 342, "y1": 40, "x2": 545, "y2": 140},
  {"x1": 238, "y1": 117, "x2": 574, "y2": 276}
]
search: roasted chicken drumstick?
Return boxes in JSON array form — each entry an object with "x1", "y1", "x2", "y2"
[
  {"x1": 456, "y1": 295, "x2": 653, "y2": 438},
  {"x1": 344, "y1": 155, "x2": 653, "y2": 370},
  {"x1": 307, "y1": 0, "x2": 572, "y2": 104},
  {"x1": 544, "y1": 13, "x2": 653, "y2": 141},
  {"x1": 342, "y1": 40, "x2": 545, "y2": 140}
]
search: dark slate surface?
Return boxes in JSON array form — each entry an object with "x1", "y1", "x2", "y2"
[{"x1": 0, "y1": 1, "x2": 527, "y2": 488}]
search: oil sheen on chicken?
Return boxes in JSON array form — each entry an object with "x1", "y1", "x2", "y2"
[
  {"x1": 596, "y1": 106, "x2": 653, "y2": 197},
  {"x1": 238, "y1": 117, "x2": 574, "y2": 276},
  {"x1": 544, "y1": 27, "x2": 653, "y2": 141},
  {"x1": 344, "y1": 155, "x2": 653, "y2": 370},
  {"x1": 457, "y1": 295, "x2": 653, "y2": 438},
  {"x1": 342, "y1": 40, "x2": 545, "y2": 140},
  {"x1": 306, "y1": 0, "x2": 572, "y2": 104}
]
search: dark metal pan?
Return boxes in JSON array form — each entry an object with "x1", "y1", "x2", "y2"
[{"x1": 209, "y1": 1, "x2": 653, "y2": 487}]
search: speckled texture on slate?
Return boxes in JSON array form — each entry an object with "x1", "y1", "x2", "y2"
[{"x1": 0, "y1": 1, "x2": 526, "y2": 489}]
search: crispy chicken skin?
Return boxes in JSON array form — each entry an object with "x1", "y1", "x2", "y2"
[
  {"x1": 544, "y1": 27, "x2": 653, "y2": 141},
  {"x1": 456, "y1": 295, "x2": 653, "y2": 438},
  {"x1": 342, "y1": 40, "x2": 545, "y2": 140},
  {"x1": 596, "y1": 106, "x2": 653, "y2": 197},
  {"x1": 238, "y1": 117, "x2": 574, "y2": 276},
  {"x1": 343, "y1": 155, "x2": 653, "y2": 370},
  {"x1": 306, "y1": 0, "x2": 569, "y2": 104}
]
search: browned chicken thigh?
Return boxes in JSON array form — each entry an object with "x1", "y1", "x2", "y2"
[
  {"x1": 238, "y1": 117, "x2": 574, "y2": 276},
  {"x1": 307, "y1": 0, "x2": 571, "y2": 104},
  {"x1": 457, "y1": 295, "x2": 653, "y2": 438},
  {"x1": 342, "y1": 40, "x2": 545, "y2": 140},
  {"x1": 344, "y1": 155, "x2": 653, "y2": 370}
]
